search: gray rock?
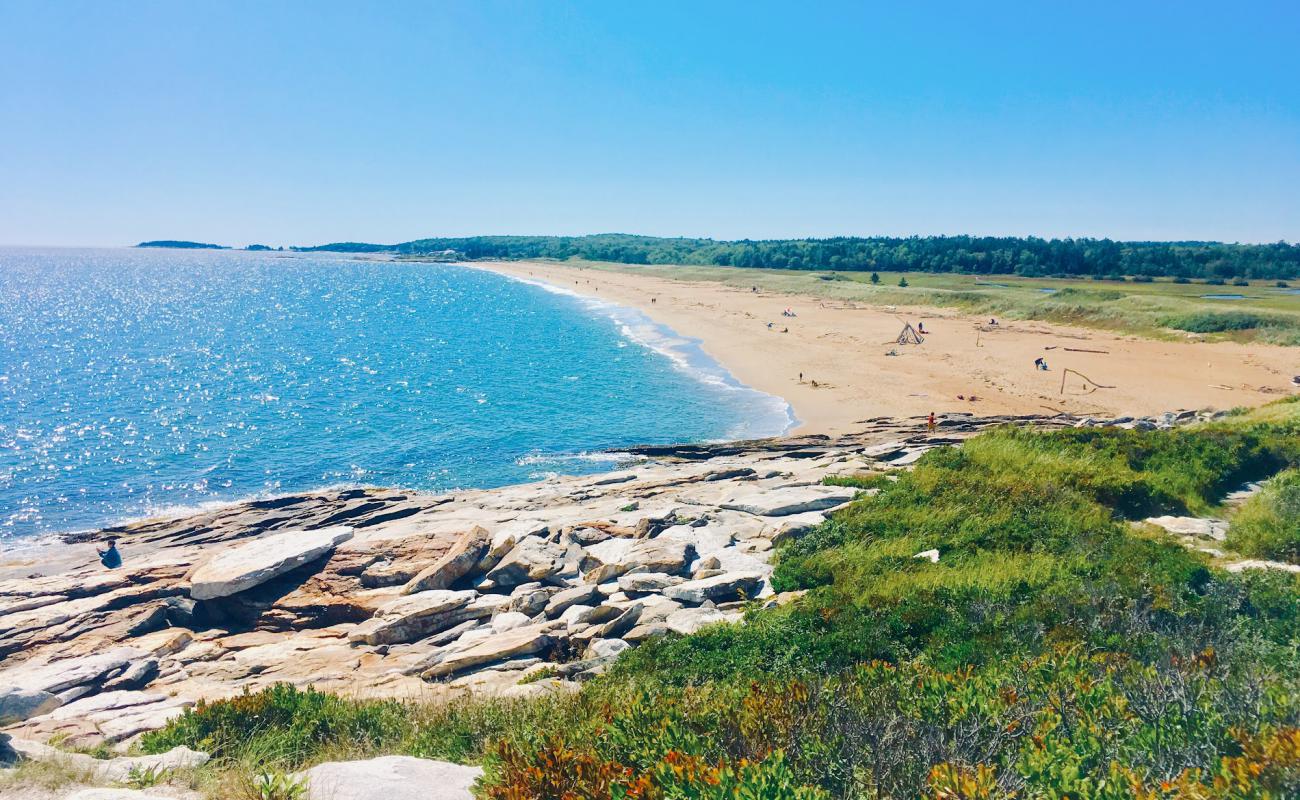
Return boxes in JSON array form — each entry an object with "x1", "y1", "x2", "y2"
[
  {"x1": 0, "y1": 687, "x2": 61, "y2": 726},
  {"x1": 543, "y1": 584, "x2": 600, "y2": 617},
  {"x1": 360, "y1": 559, "x2": 421, "y2": 588},
  {"x1": 584, "y1": 638, "x2": 631, "y2": 660},
  {"x1": 485, "y1": 537, "x2": 568, "y2": 587},
  {"x1": 718, "y1": 486, "x2": 856, "y2": 517},
  {"x1": 490, "y1": 611, "x2": 532, "y2": 633},
  {"x1": 662, "y1": 571, "x2": 764, "y2": 605},
  {"x1": 0, "y1": 647, "x2": 143, "y2": 697},
  {"x1": 665, "y1": 606, "x2": 739, "y2": 635},
  {"x1": 617, "y1": 572, "x2": 682, "y2": 594},
  {"x1": 421, "y1": 623, "x2": 557, "y2": 678},
  {"x1": 509, "y1": 583, "x2": 556, "y2": 616},
  {"x1": 595, "y1": 602, "x2": 644, "y2": 639},
  {"x1": 402, "y1": 526, "x2": 492, "y2": 594},
  {"x1": 347, "y1": 590, "x2": 478, "y2": 645},
  {"x1": 623, "y1": 622, "x2": 670, "y2": 642},
  {"x1": 621, "y1": 538, "x2": 694, "y2": 576},
  {"x1": 189, "y1": 526, "x2": 353, "y2": 600},
  {"x1": 1146, "y1": 515, "x2": 1229, "y2": 541},
  {"x1": 301, "y1": 755, "x2": 481, "y2": 800}
]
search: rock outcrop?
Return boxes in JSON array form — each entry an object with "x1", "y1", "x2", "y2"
[{"x1": 1, "y1": 412, "x2": 1175, "y2": 748}]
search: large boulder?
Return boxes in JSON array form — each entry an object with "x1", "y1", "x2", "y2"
[
  {"x1": 662, "y1": 571, "x2": 764, "y2": 604},
  {"x1": 189, "y1": 526, "x2": 354, "y2": 600},
  {"x1": 301, "y1": 755, "x2": 482, "y2": 800},
  {"x1": 485, "y1": 537, "x2": 568, "y2": 587},
  {"x1": 581, "y1": 537, "x2": 693, "y2": 582},
  {"x1": 621, "y1": 538, "x2": 694, "y2": 575},
  {"x1": 347, "y1": 590, "x2": 481, "y2": 646},
  {"x1": 402, "y1": 527, "x2": 492, "y2": 595}
]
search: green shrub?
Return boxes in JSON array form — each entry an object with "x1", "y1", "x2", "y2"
[
  {"x1": 140, "y1": 684, "x2": 410, "y2": 765},
  {"x1": 1160, "y1": 311, "x2": 1285, "y2": 333},
  {"x1": 1226, "y1": 469, "x2": 1300, "y2": 564}
]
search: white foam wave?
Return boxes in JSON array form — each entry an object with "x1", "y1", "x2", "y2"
[{"x1": 470, "y1": 266, "x2": 797, "y2": 438}]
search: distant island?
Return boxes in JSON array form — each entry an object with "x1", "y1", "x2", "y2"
[
  {"x1": 291, "y1": 233, "x2": 1300, "y2": 281},
  {"x1": 136, "y1": 240, "x2": 228, "y2": 250}
]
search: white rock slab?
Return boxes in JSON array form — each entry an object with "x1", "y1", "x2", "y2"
[
  {"x1": 1145, "y1": 516, "x2": 1228, "y2": 541},
  {"x1": 301, "y1": 755, "x2": 482, "y2": 800},
  {"x1": 718, "y1": 486, "x2": 856, "y2": 517},
  {"x1": 190, "y1": 526, "x2": 354, "y2": 600}
]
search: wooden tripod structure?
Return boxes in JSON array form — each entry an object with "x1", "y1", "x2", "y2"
[{"x1": 893, "y1": 323, "x2": 925, "y2": 345}]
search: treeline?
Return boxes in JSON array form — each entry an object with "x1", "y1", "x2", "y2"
[{"x1": 294, "y1": 233, "x2": 1300, "y2": 279}]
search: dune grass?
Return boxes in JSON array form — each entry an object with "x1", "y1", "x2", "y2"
[
  {"x1": 143, "y1": 402, "x2": 1300, "y2": 798},
  {"x1": 564, "y1": 260, "x2": 1300, "y2": 345},
  {"x1": 1226, "y1": 468, "x2": 1300, "y2": 564}
]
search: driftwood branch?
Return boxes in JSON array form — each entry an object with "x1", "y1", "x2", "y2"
[{"x1": 1060, "y1": 368, "x2": 1116, "y2": 394}]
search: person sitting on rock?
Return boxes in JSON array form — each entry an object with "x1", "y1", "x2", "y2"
[{"x1": 97, "y1": 537, "x2": 122, "y2": 569}]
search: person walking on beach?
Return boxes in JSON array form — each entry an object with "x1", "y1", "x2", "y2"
[
  {"x1": 927, "y1": 412, "x2": 937, "y2": 434},
  {"x1": 97, "y1": 537, "x2": 122, "y2": 569}
]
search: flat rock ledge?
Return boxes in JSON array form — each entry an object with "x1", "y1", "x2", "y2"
[{"x1": 0, "y1": 411, "x2": 1206, "y2": 749}]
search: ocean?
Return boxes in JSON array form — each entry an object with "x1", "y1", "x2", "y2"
[{"x1": 0, "y1": 247, "x2": 792, "y2": 539}]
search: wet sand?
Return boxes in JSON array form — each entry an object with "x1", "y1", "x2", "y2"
[{"x1": 474, "y1": 261, "x2": 1299, "y2": 435}]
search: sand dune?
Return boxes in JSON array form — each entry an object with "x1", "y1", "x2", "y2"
[{"x1": 476, "y1": 261, "x2": 1299, "y2": 435}]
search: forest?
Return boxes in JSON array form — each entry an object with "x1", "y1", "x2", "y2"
[{"x1": 295, "y1": 234, "x2": 1300, "y2": 280}]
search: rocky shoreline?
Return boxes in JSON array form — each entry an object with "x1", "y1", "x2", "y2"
[{"x1": 1, "y1": 410, "x2": 1213, "y2": 755}]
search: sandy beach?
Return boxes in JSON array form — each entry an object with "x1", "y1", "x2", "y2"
[{"x1": 475, "y1": 261, "x2": 1299, "y2": 435}]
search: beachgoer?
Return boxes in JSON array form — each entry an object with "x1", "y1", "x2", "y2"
[
  {"x1": 781, "y1": 327, "x2": 788, "y2": 333},
  {"x1": 798, "y1": 372, "x2": 803, "y2": 382},
  {"x1": 990, "y1": 318, "x2": 998, "y2": 325},
  {"x1": 767, "y1": 322, "x2": 773, "y2": 329},
  {"x1": 918, "y1": 322, "x2": 927, "y2": 334},
  {"x1": 927, "y1": 412, "x2": 937, "y2": 434},
  {"x1": 97, "y1": 537, "x2": 122, "y2": 569}
]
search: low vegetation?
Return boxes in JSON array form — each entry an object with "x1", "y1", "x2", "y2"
[
  {"x1": 1227, "y1": 468, "x2": 1300, "y2": 564},
  {"x1": 144, "y1": 400, "x2": 1300, "y2": 798}
]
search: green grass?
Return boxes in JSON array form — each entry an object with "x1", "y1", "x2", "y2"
[
  {"x1": 1226, "y1": 468, "x2": 1300, "y2": 564},
  {"x1": 143, "y1": 401, "x2": 1300, "y2": 798},
  {"x1": 561, "y1": 260, "x2": 1300, "y2": 345}
]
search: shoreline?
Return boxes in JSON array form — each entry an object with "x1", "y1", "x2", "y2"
[
  {"x1": 470, "y1": 263, "x2": 798, "y2": 439},
  {"x1": 471, "y1": 260, "x2": 1299, "y2": 435}
]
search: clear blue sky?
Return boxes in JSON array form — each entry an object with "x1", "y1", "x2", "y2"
[{"x1": 2, "y1": 1, "x2": 1297, "y2": 247}]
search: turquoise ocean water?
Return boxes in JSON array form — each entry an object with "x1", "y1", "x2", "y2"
[{"x1": 0, "y1": 248, "x2": 792, "y2": 539}]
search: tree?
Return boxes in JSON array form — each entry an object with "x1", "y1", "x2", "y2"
[
  {"x1": 870, "y1": 272, "x2": 880, "y2": 284},
  {"x1": 899, "y1": 277, "x2": 909, "y2": 287}
]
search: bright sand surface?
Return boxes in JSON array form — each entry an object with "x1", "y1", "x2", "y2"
[{"x1": 474, "y1": 261, "x2": 1299, "y2": 436}]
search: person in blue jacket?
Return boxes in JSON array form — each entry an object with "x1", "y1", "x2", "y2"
[{"x1": 97, "y1": 537, "x2": 122, "y2": 569}]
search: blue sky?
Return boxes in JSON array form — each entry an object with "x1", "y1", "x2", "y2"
[{"x1": 1, "y1": 1, "x2": 1297, "y2": 246}]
